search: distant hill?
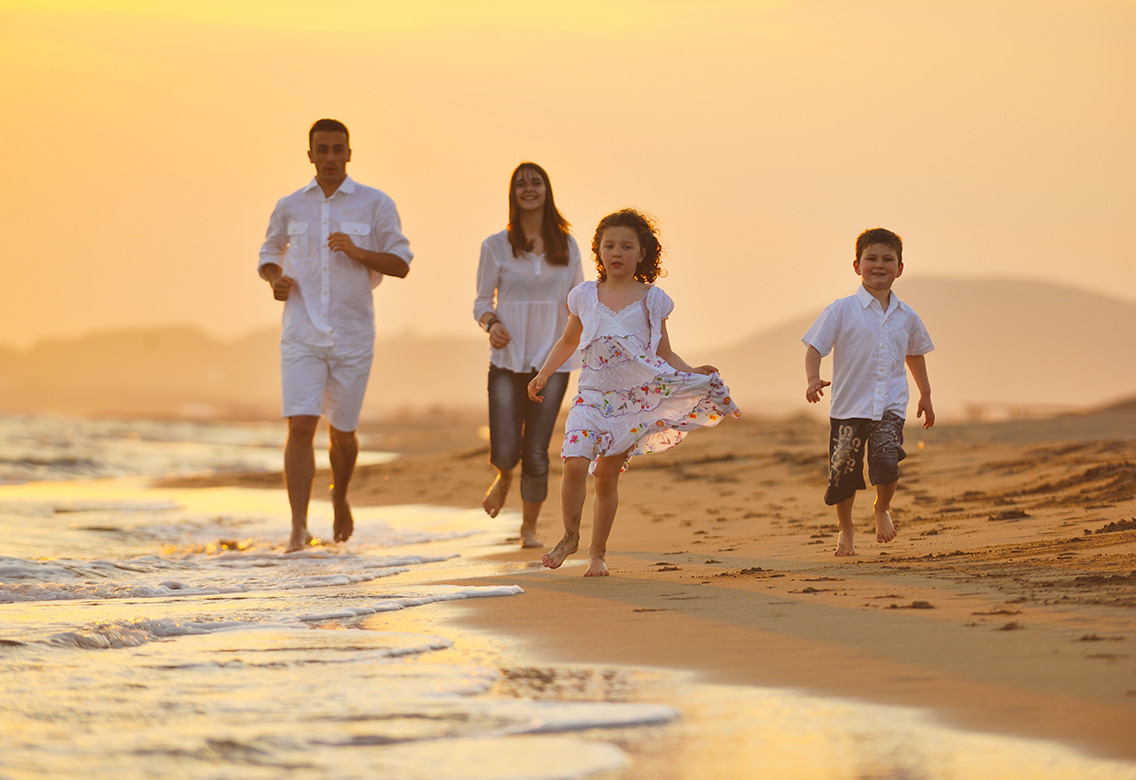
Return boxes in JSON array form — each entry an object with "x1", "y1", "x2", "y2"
[
  {"x1": 704, "y1": 277, "x2": 1136, "y2": 421},
  {"x1": 1, "y1": 277, "x2": 1133, "y2": 422}
]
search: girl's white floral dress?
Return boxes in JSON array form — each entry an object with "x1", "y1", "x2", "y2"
[{"x1": 561, "y1": 281, "x2": 740, "y2": 471}]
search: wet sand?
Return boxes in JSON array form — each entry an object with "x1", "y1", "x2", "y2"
[{"x1": 183, "y1": 408, "x2": 1136, "y2": 764}]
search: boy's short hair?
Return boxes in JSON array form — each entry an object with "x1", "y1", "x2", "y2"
[
  {"x1": 855, "y1": 227, "x2": 903, "y2": 263},
  {"x1": 309, "y1": 118, "x2": 350, "y2": 148}
]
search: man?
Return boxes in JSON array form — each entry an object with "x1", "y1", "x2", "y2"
[{"x1": 258, "y1": 118, "x2": 413, "y2": 552}]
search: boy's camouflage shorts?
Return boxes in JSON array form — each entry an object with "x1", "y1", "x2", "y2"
[{"x1": 824, "y1": 412, "x2": 906, "y2": 506}]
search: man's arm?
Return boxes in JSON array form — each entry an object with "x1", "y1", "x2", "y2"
[
  {"x1": 260, "y1": 262, "x2": 295, "y2": 301},
  {"x1": 327, "y1": 234, "x2": 410, "y2": 278},
  {"x1": 906, "y1": 353, "x2": 935, "y2": 428}
]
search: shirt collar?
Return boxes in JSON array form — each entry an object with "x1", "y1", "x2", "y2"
[
  {"x1": 302, "y1": 175, "x2": 357, "y2": 197},
  {"x1": 856, "y1": 284, "x2": 906, "y2": 312}
]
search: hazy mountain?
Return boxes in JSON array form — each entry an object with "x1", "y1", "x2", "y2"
[
  {"x1": 1, "y1": 277, "x2": 1133, "y2": 421},
  {"x1": 705, "y1": 276, "x2": 1136, "y2": 421}
]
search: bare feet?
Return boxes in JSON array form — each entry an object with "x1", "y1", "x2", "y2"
[
  {"x1": 583, "y1": 556, "x2": 609, "y2": 576},
  {"x1": 482, "y1": 472, "x2": 513, "y2": 518},
  {"x1": 332, "y1": 493, "x2": 354, "y2": 543},
  {"x1": 286, "y1": 527, "x2": 312, "y2": 553},
  {"x1": 520, "y1": 517, "x2": 542, "y2": 549},
  {"x1": 874, "y1": 506, "x2": 897, "y2": 543},
  {"x1": 541, "y1": 532, "x2": 579, "y2": 569},
  {"x1": 835, "y1": 528, "x2": 857, "y2": 557}
]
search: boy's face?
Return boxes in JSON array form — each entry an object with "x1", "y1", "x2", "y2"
[{"x1": 854, "y1": 243, "x2": 903, "y2": 293}]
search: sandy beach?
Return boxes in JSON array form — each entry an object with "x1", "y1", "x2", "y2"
[{"x1": 181, "y1": 404, "x2": 1136, "y2": 770}]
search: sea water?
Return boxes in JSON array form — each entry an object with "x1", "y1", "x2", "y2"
[{"x1": 1, "y1": 414, "x2": 1134, "y2": 779}]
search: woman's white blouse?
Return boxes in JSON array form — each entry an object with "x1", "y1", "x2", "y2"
[{"x1": 474, "y1": 230, "x2": 584, "y2": 373}]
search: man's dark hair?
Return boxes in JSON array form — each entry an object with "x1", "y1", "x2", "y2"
[{"x1": 309, "y1": 118, "x2": 349, "y2": 148}]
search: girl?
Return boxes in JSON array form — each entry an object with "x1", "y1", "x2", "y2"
[
  {"x1": 527, "y1": 209, "x2": 740, "y2": 576},
  {"x1": 473, "y1": 163, "x2": 584, "y2": 548}
]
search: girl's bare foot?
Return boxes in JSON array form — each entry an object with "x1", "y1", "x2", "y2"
[
  {"x1": 874, "y1": 506, "x2": 897, "y2": 543},
  {"x1": 583, "y1": 556, "x2": 609, "y2": 576},
  {"x1": 520, "y1": 518, "x2": 542, "y2": 549},
  {"x1": 835, "y1": 528, "x2": 857, "y2": 556},
  {"x1": 541, "y1": 532, "x2": 579, "y2": 569},
  {"x1": 332, "y1": 494, "x2": 354, "y2": 543},
  {"x1": 482, "y1": 472, "x2": 513, "y2": 518}
]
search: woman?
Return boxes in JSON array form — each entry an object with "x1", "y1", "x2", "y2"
[{"x1": 473, "y1": 162, "x2": 583, "y2": 547}]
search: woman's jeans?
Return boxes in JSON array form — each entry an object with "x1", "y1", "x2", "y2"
[{"x1": 487, "y1": 365, "x2": 570, "y2": 503}]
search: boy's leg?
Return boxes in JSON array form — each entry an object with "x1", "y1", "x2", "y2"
[
  {"x1": 867, "y1": 412, "x2": 906, "y2": 544},
  {"x1": 284, "y1": 415, "x2": 320, "y2": 552},
  {"x1": 825, "y1": 418, "x2": 869, "y2": 556},
  {"x1": 542, "y1": 456, "x2": 589, "y2": 569},
  {"x1": 584, "y1": 449, "x2": 630, "y2": 577},
  {"x1": 835, "y1": 495, "x2": 857, "y2": 556}
]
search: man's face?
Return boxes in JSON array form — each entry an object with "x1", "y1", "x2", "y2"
[{"x1": 308, "y1": 130, "x2": 351, "y2": 186}]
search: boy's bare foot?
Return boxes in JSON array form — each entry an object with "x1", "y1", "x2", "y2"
[
  {"x1": 332, "y1": 494, "x2": 354, "y2": 543},
  {"x1": 874, "y1": 507, "x2": 897, "y2": 543},
  {"x1": 541, "y1": 532, "x2": 579, "y2": 569},
  {"x1": 583, "y1": 556, "x2": 609, "y2": 576},
  {"x1": 835, "y1": 529, "x2": 857, "y2": 557},
  {"x1": 286, "y1": 527, "x2": 311, "y2": 553},
  {"x1": 519, "y1": 518, "x2": 542, "y2": 549},
  {"x1": 482, "y1": 472, "x2": 513, "y2": 518}
]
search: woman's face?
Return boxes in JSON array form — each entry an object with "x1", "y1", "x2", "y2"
[{"x1": 513, "y1": 168, "x2": 547, "y2": 213}]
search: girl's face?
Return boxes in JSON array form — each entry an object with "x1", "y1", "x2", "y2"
[
  {"x1": 599, "y1": 226, "x2": 644, "y2": 281},
  {"x1": 513, "y1": 168, "x2": 547, "y2": 213}
]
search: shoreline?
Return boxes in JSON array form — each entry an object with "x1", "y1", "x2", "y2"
[{"x1": 174, "y1": 411, "x2": 1136, "y2": 764}]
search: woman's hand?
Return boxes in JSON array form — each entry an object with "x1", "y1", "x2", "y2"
[{"x1": 488, "y1": 321, "x2": 511, "y2": 349}]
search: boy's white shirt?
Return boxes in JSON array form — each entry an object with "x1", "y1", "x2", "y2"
[{"x1": 802, "y1": 285, "x2": 934, "y2": 421}]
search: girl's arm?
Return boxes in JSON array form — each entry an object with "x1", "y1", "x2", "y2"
[
  {"x1": 527, "y1": 314, "x2": 583, "y2": 401},
  {"x1": 905, "y1": 354, "x2": 935, "y2": 428},
  {"x1": 656, "y1": 321, "x2": 717, "y2": 375}
]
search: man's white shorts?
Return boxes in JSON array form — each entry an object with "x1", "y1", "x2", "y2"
[{"x1": 280, "y1": 340, "x2": 373, "y2": 432}]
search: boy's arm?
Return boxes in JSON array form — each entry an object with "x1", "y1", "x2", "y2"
[
  {"x1": 804, "y1": 345, "x2": 830, "y2": 403},
  {"x1": 528, "y1": 315, "x2": 583, "y2": 401},
  {"x1": 906, "y1": 354, "x2": 935, "y2": 428}
]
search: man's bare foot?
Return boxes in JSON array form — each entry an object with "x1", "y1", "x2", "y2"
[
  {"x1": 835, "y1": 528, "x2": 857, "y2": 557},
  {"x1": 520, "y1": 519, "x2": 542, "y2": 549},
  {"x1": 482, "y1": 472, "x2": 513, "y2": 518},
  {"x1": 332, "y1": 494, "x2": 354, "y2": 543},
  {"x1": 286, "y1": 527, "x2": 311, "y2": 553},
  {"x1": 583, "y1": 556, "x2": 609, "y2": 576},
  {"x1": 541, "y1": 532, "x2": 579, "y2": 569},
  {"x1": 874, "y1": 506, "x2": 897, "y2": 543}
]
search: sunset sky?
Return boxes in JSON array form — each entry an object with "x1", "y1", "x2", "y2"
[{"x1": 2, "y1": 0, "x2": 1133, "y2": 353}]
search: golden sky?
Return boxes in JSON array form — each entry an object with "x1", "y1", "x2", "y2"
[{"x1": 2, "y1": 0, "x2": 1133, "y2": 351}]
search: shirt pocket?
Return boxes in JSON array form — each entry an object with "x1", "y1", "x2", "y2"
[
  {"x1": 339, "y1": 221, "x2": 372, "y2": 239},
  {"x1": 285, "y1": 221, "x2": 310, "y2": 258}
]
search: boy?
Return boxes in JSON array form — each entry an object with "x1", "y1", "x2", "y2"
[{"x1": 802, "y1": 227, "x2": 934, "y2": 556}]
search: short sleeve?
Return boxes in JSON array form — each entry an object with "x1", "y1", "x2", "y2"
[
  {"x1": 646, "y1": 286, "x2": 675, "y2": 321},
  {"x1": 567, "y1": 280, "x2": 589, "y2": 317},
  {"x1": 802, "y1": 301, "x2": 841, "y2": 357},
  {"x1": 906, "y1": 313, "x2": 935, "y2": 356}
]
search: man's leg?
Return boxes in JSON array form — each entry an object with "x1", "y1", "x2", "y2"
[
  {"x1": 329, "y1": 425, "x2": 359, "y2": 543},
  {"x1": 285, "y1": 415, "x2": 320, "y2": 552}
]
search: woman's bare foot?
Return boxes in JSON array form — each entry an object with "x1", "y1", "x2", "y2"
[
  {"x1": 583, "y1": 556, "x2": 609, "y2": 576},
  {"x1": 520, "y1": 518, "x2": 542, "y2": 549},
  {"x1": 541, "y1": 532, "x2": 579, "y2": 569},
  {"x1": 482, "y1": 472, "x2": 513, "y2": 518},
  {"x1": 874, "y1": 506, "x2": 897, "y2": 543},
  {"x1": 835, "y1": 528, "x2": 857, "y2": 557}
]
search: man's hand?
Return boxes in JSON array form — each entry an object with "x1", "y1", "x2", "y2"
[
  {"x1": 328, "y1": 232, "x2": 360, "y2": 260},
  {"x1": 272, "y1": 275, "x2": 296, "y2": 301}
]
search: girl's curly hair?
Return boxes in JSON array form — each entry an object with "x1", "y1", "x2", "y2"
[{"x1": 590, "y1": 209, "x2": 666, "y2": 284}]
